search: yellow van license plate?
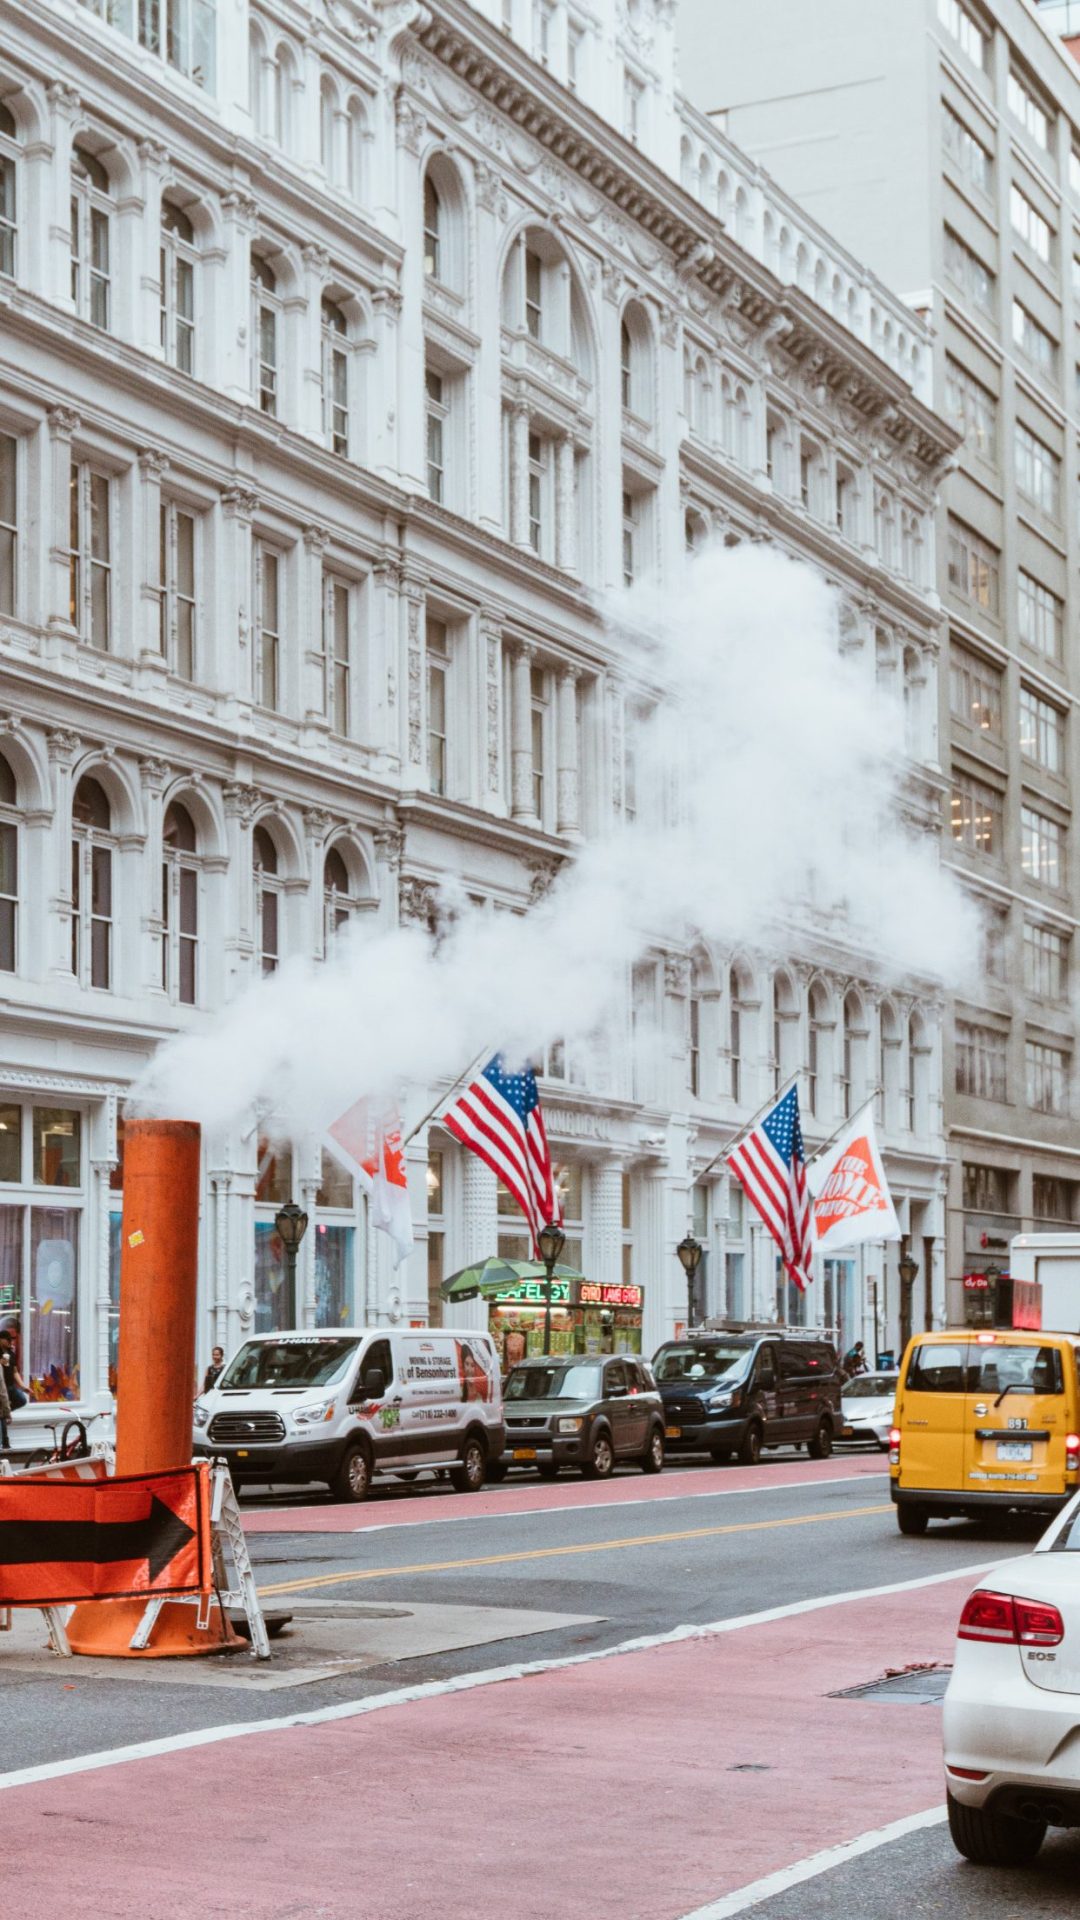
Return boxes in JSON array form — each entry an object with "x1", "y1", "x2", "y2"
[
  {"x1": 513, "y1": 1447, "x2": 537, "y2": 1460},
  {"x1": 666, "y1": 1425, "x2": 681, "y2": 1439},
  {"x1": 997, "y1": 1441, "x2": 1033, "y2": 1462}
]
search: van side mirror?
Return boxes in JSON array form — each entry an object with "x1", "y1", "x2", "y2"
[{"x1": 364, "y1": 1367, "x2": 386, "y2": 1399}]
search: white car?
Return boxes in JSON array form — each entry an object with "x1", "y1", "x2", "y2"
[
  {"x1": 943, "y1": 1489, "x2": 1080, "y2": 1864},
  {"x1": 836, "y1": 1370, "x2": 896, "y2": 1450}
]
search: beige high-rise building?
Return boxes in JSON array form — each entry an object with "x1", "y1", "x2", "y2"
[{"x1": 679, "y1": 0, "x2": 1080, "y2": 1317}]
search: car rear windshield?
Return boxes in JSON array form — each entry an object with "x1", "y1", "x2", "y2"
[
  {"x1": 653, "y1": 1344, "x2": 750, "y2": 1383},
  {"x1": 218, "y1": 1337, "x2": 361, "y2": 1390},
  {"x1": 905, "y1": 1341, "x2": 1064, "y2": 1396},
  {"x1": 843, "y1": 1377, "x2": 895, "y2": 1399},
  {"x1": 506, "y1": 1363, "x2": 604, "y2": 1401}
]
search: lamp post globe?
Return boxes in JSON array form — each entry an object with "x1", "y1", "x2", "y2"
[
  {"x1": 676, "y1": 1233, "x2": 704, "y2": 1329},
  {"x1": 274, "y1": 1201, "x2": 309, "y2": 1323},
  {"x1": 537, "y1": 1219, "x2": 566, "y2": 1355},
  {"x1": 897, "y1": 1244, "x2": 919, "y2": 1354}
]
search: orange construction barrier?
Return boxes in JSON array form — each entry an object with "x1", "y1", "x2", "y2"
[
  {"x1": 67, "y1": 1120, "x2": 241, "y2": 1657},
  {"x1": 0, "y1": 1466, "x2": 205, "y2": 1607}
]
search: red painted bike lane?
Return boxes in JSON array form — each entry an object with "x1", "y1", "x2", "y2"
[
  {"x1": 11, "y1": 1568, "x2": 969, "y2": 1920},
  {"x1": 242, "y1": 1454, "x2": 888, "y2": 1533}
]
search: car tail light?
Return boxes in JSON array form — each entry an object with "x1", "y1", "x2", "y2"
[
  {"x1": 888, "y1": 1426, "x2": 901, "y2": 1466},
  {"x1": 1066, "y1": 1432, "x2": 1080, "y2": 1472},
  {"x1": 947, "y1": 1766, "x2": 989, "y2": 1781},
  {"x1": 958, "y1": 1588, "x2": 1064, "y2": 1647}
]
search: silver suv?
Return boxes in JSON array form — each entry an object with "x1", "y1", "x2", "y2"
[{"x1": 491, "y1": 1354, "x2": 665, "y2": 1481}]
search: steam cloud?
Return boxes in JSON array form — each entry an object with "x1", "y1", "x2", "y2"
[{"x1": 134, "y1": 544, "x2": 978, "y2": 1135}]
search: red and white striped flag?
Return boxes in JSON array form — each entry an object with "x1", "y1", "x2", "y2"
[
  {"x1": 442, "y1": 1055, "x2": 559, "y2": 1255},
  {"x1": 726, "y1": 1085, "x2": 814, "y2": 1293}
]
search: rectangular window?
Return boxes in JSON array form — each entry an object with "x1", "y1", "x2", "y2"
[
  {"x1": 1010, "y1": 183, "x2": 1052, "y2": 262},
  {"x1": 622, "y1": 488, "x2": 639, "y2": 587},
  {"x1": 962, "y1": 1162, "x2": 1012, "y2": 1213},
  {"x1": 944, "y1": 227, "x2": 994, "y2": 314},
  {"x1": 528, "y1": 431, "x2": 551, "y2": 556},
  {"x1": 158, "y1": 502, "x2": 196, "y2": 682},
  {"x1": 949, "y1": 646, "x2": 1002, "y2": 737},
  {"x1": 937, "y1": 0, "x2": 985, "y2": 68},
  {"x1": 255, "y1": 544, "x2": 280, "y2": 711},
  {"x1": 0, "y1": 145, "x2": 15, "y2": 279},
  {"x1": 322, "y1": 574, "x2": 351, "y2": 735},
  {"x1": 1033, "y1": 1174, "x2": 1076, "y2": 1223},
  {"x1": 530, "y1": 663, "x2": 547, "y2": 820},
  {"x1": 534, "y1": 0, "x2": 554, "y2": 66},
  {"x1": 1019, "y1": 685, "x2": 1065, "y2": 774},
  {"x1": 77, "y1": 0, "x2": 215, "y2": 89},
  {"x1": 624, "y1": 69, "x2": 644, "y2": 145},
  {"x1": 1026, "y1": 1039, "x2": 1068, "y2": 1115},
  {"x1": 1021, "y1": 805, "x2": 1062, "y2": 888},
  {"x1": 1023, "y1": 921, "x2": 1069, "y2": 1000},
  {"x1": 955, "y1": 1021, "x2": 1007, "y2": 1101},
  {"x1": 942, "y1": 102, "x2": 992, "y2": 194},
  {"x1": 425, "y1": 367, "x2": 445, "y2": 504},
  {"x1": 1017, "y1": 571, "x2": 1063, "y2": 660},
  {"x1": 947, "y1": 517, "x2": 998, "y2": 613},
  {"x1": 427, "y1": 616, "x2": 448, "y2": 796},
  {"x1": 1012, "y1": 300, "x2": 1057, "y2": 378},
  {"x1": 1072, "y1": 149, "x2": 1080, "y2": 197},
  {"x1": 322, "y1": 320, "x2": 349, "y2": 457},
  {"x1": 950, "y1": 773, "x2": 1002, "y2": 858},
  {"x1": 568, "y1": 19, "x2": 583, "y2": 91},
  {"x1": 525, "y1": 249, "x2": 542, "y2": 340},
  {"x1": 1014, "y1": 421, "x2": 1060, "y2": 516},
  {"x1": 68, "y1": 463, "x2": 110, "y2": 650},
  {"x1": 0, "y1": 432, "x2": 15, "y2": 617},
  {"x1": 1007, "y1": 70, "x2": 1050, "y2": 149}
]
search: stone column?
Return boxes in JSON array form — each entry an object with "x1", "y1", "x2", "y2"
[
  {"x1": 589, "y1": 1160, "x2": 624, "y2": 1292},
  {"x1": 509, "y1": 400, "x2": 531, "y2": 547},
  {"x1": 299, "y1": 1171, "x2": 320, "y2": 1327},
  {"x1": 222, "y1": 781, "x2": 261, "y2": 998},
  {"x1": 478, "y1": 609, "x2": 505, "y2": 814},
  {"x1": 219, "y1": 191, "x2": 258, "y2": 403},
  {"x1": 44, "y1": 406, "x2": 79, "y2": 656},
  {"x1": 44, "y1": 82, "x2": 80, "y2": 308},
  {"x1": 137, "y1": 449, "x2": 169, "y2": 680},
  {"x1": 303, "y1": 804, "x2": 331, "y2": 958},
  {"x1": 401, "y1": 567, "x2": 427, "y2": 785},
  {"x1": 555, "y1": 432, "x2": 577, "y2": 573},
  {"x1": 510, "y1": 641, "x2": 535, "y2": 821},
  {"x1": 90, "y1": 1153, "x2": 115, "y2": 1410},
  {"x1": 301, "y1": 522, "x2": 330, "y2": 732},
  {"x1": 445, "y1": 1153, "x2": 495, "y2": 1333},
  {"x1": 138, "y1": 754, "x2": 169, "y2": 997},
  {"x1": 300, "y1": 243, "x2": 329, "y2": 440},
  {"x1": 46, "y1": 726, "x2": 79, "y2": 978},
  {"x1": 556, "y1": 664, "x2": 580, "y2": 837},
  {"x1": 135, "y1": 138, "x2": 168, "y2": 358},
  {"x1": 219, "y1": 484, "x2": 258, "y2": 720},
  {"x1": 370, "y1": 286, "x2": 402, "y2": 481},
  {"x1": 209, "y1": 1171, "x2": 232, "y2": 1353}
]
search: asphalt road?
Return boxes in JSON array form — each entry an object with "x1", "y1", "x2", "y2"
[{"x1": 3, "y1": 1449, "x2": 1076, "y2": 1918}]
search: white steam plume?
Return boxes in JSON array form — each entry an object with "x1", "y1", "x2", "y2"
[{"x1": 134, "y1": 545, "x2": 978, "y2": 1133}]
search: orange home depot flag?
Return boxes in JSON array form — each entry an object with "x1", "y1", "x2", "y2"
[
  {"x1": 325, "y1": 1101, "x2": 414, "y2": 1269},
  {"x1": 807, "y1": 1110, "x2": 901, "y2": 1255}
]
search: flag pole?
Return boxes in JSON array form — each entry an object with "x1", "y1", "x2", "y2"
[
  {"x1": 693, "y1": 1069, "x2": 802, "y2": 1187},
  {"x1": 403, "y1": 1048, "x2": 491, "y2": 1148},
  {"x1": 804, "y1": 1088, "x2": 882, "y2": 1171}
]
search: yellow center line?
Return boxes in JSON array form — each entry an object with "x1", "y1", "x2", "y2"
[{"x1": 258, "y1": 1503, "x2": 892, "y2": 1597}]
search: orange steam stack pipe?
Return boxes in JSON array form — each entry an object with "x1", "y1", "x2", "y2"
[{"x1": 67, "y1": 1118, "x2": 239, "y2": 1657}]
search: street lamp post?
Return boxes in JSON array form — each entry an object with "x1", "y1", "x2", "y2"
[
  {"x1": 676, "y1": 1233, "x2": 704, "y2": 1330},
  {"x1": 537, "y1": 1218, "x2": 566, "y2": 1355},
  {"x1": 897, "y1": 1241, "x2": 919, "y2": 1355},
  {"x1": 274, "y1": 1200, "x2": 309, "y2": 1326}
]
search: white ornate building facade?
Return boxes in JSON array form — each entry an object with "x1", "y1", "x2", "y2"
[{"x1": 0, "y1": 0, "x2": 956, "y2": 1419}]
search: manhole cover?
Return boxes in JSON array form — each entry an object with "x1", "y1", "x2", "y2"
[{"x1": 831, "y1": 1665, "x2": 951, "y2": 1704}]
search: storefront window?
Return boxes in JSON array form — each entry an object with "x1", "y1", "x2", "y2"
[
  {"x1": 256, "y1": 1137, "x2": 292, "y2": 1205},
  {"x1": 254, "y1": 1219, "x2": 291, "y2": 1332},
  {"x1": 621, "y1": 1172, "x2": 634, "y2": 1287},
  {"x1": 0, "y1": 1206, "x2": 21, "y2": 1328},
  {"x1": 108, "y1": 1209, "x2": 121, "y2": 1391},
  {"x1": 0, "y1": 1103, "x2": 20, "y2": 1182},
  {"x1": 316, "y1": 1148, "x2": 352, "y2": 1209},
  {"x1": 313, "y1": 1222, "x2": 353, "y2": 1326},
  {"x1": 34, "y1": 1108, "x2": 81, "y2": 1187},
  {"x1": 29, "y1": 1207, "x2": 78, "y2": 1397}
]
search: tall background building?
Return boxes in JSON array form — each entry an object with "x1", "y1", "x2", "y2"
[
  {"x1": 0, "y1": 0, "x2": 952, "y2": 1430},
  {"x1": 680, "y1": 0, "x2": 1080, "y2": 1319}
]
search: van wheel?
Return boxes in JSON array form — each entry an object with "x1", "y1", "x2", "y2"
[
  {"x1": 946, "y1": 1791, "x2": 1046, "y2": 1866},
  {"x1": 641, "y1": 1427, "x2": 665, "y2": 1474},
  {"x1": 807, "y1": 1418, "x2": 833, "y2": 1460},
  {"x1": 450, "y1": 1436, "x2": 487, "y2": 1493},
  {"x1": 897, "y1": 1503, "x2": 929, "y2": 1536},
  {"x1": 738, "y1": 1423, "x2": 763, "y2": 1466},
  {"x1": 584, "y1": 1430, "x2": 615, "y2": 1479},
  {"x1": 332, "y1": 1442, "x2": 371, "y2": 1504}
]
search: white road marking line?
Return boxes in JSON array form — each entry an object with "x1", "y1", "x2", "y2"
[
  {"x1": 678, "y1": 1805, "x2": 948, "y2": 1918},
  {"x1": 0, "y1": 1557, "x2": 998, "y2": 1794},
  {"x1": 241, "y1": 1471, "x2": 887, "y2": 1538}
]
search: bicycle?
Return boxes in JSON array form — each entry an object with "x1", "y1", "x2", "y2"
[{"x1": 20, "y1": 1408, "x2": 113, "y2": 1473}]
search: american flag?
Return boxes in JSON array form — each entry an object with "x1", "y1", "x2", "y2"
[
  {"x1": 442, "y1": 1055, "x2": 560, "y2": 1254},
  {"x1": 726, "y1": 1085, "x2": 814, "y2": 1293}
]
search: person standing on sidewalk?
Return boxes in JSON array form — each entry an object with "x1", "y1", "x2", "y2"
[
  {"x1": 0, "y1": 1328, "x2": 27, "y2": 1413},
  {"x1": 0, "y1": 1351, "x2": 11, "y2": 1452}
]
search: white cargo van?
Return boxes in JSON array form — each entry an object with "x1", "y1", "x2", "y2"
[
  {"x1": 1009, "y1": 1234, "x2": 1080, "y2": 1334},
  {"x1": 193, "y1": 1327, "x2": 504, "y2": 1502}
]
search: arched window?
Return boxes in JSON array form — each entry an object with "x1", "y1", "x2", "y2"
[
  {"x1": 773, "y1": 971, "x2": 797, "y2": 1093},
  {"x1": 729, "y1": 965, "x2": 747, "y2": 1103},
  {"x1": 620, "y1": 319, "x2": 632, "y2": 410},
  {"x1": 423, "y1": 173, "x2": 441, "y2": 281},
  {"x1": 249, "y1": 24, "x2": 268, "y2": 134},
  {"x1": 160, "y1": 198, "x2": 196, "y2": 374},
  {"x1": 841, "y1": 991, "x2": 866, "y2": 1119},
  {"x1": 251, "y1": 252, "x2": 279, "y2": 415},
  {"x1": 253, "y1": 824, "x2": 280, "y2": 975},
  {"x1": 162, "y1": 801, "x2": 198, "y2": 1005},
  {"x1": 323, "y1": 846, "x2": 353, "y2": 949},
  {"x1": 70, "y1": 145, "x2": 112, "y2": 330},
  {"x1": 907, "y1": 1011, "x2": 925, "y2": 1134},
  {"x1": 321, "y1": 297, "x2": 349, "y2": 455},
  {"x1": 0, "y1": 99, "x2": 17, "y2": 279},
  {"x1": 808, "y1": 980, "x2": 830, "y2": 1118},
  {"x1": 272, "y1": 43, "x2": 295, "y2": 149},
  {"x1": 71, "y1": 775, "x2": 113, "y2": 989},
  {"x1": 0, "y1": 748, "x2": 17, "y2": 972},
  {"x1": 688, "y1": 968, "x2": 702, "y2": 1098},
  {"x1": 620, "y1": 301, "x2": 652, "y2": 420}
]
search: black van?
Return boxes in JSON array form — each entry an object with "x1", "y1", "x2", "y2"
[{"x1": 652, "y1": 1330, "x2": 842, "y2": 1464}]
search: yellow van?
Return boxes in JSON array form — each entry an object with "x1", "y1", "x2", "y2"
[{"x1": 890, "y1": 1329, "x2": 1080, "y2": 1535}]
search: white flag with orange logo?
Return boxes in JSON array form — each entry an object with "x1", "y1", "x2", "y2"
[
  {"x1": 807, "y1": 1110, "x2": 900, "y2": 1254},
  {"x1": 325, "y1": 1101, "x2": 414, "y2": 1269}
]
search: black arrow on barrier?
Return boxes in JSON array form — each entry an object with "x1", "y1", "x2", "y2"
[{"x1": 0, "y1": 1496, "x2": 196, "y2": 1583}]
